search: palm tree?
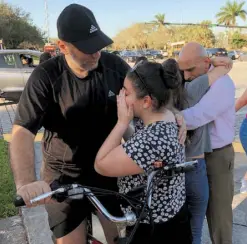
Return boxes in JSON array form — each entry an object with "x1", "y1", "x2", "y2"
[
  {"x1": 153, "y1": 13, "x2": 165, "y2": 26},
  {"x1": 216, "y1": 0, "x2": 247, "y2": 26}
]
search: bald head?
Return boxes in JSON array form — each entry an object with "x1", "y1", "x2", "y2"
[
  {"x1": 179, "y1": 42, "x2": 208, "y2": 60},
  {"x1": 178, "y1": 42, "x2": 210, "y2": 81}
]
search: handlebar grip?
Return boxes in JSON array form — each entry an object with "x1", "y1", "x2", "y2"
[{"x1": 14, "y1": 195, "x2": 25, "y2": 207}]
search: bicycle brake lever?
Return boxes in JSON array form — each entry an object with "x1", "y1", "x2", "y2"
[
  {"x1": 30, "y1": 188, "x2": 66, "y2": 204},
  {"x1": 66, "y1": 187, "x2": 85, "y2": 200}
]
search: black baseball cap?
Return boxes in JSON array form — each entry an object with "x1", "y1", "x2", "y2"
[{"x1": 57, "y1": 4, "x2": 113, "y2": 54}]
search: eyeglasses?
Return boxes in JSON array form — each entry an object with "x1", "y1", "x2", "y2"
[{"x1": 131, "y1": 60, "x2": 152, "y2": 96}]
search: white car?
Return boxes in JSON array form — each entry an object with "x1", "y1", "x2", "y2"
[{"x1": 0, "y1": 49, "x2": 42, "y2": 102}]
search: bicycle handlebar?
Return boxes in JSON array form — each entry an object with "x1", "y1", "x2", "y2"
[
  {"x1": 14, "y1": 195, "x2": 25, "y2": 207},
  {"x1": 14, "y1": 160, "x2": 198, "y2": 226}
]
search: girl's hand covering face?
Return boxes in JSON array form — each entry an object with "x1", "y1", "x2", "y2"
[{"x1": 117, "y1": 89, "x2": 134, "y2": 126}]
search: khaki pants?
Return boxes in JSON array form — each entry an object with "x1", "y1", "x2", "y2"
[{"x1": 205, "y1": 144, "x2": 235, "y2": 244}]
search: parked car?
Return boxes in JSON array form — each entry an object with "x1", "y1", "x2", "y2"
[
  {"x1": 172, "y1": 50, "x2": 180, "y2": 59},
  {"x1": 162, "y1": 50, "x2": 168, "y2": 57},
  {"x1": 121, "y1": 51, "x2": 140, "y2": 63},
  {"x1": 206, "y1": 48, "x2": 228, "y2": 57},
  {"x1": 141, "y1": 50, "x2": 153, "y2": 60},
  {"x1": 0, "y1": 49, "x2": 42, "y2": 102},
  {"x1": 228, "y1": 50, "x2": 242, "y2": 60},
  {"x1": 239, "y1": 52, "x2": 247, "y2": 62},
  {"x1": 148, "y1": 50, "x2": 164, "y2": 60}
]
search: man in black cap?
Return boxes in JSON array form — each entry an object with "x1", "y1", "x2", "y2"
[
  {"x1": 10, "y1": 3, "x2": 186, "y2": 244},
  {"x1": 10, "y1": 4, "x2": 130, "y2": 244}
]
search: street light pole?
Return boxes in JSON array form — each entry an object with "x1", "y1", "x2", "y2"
[{"x1": 44, "y1": 0, "x2": 50, "y2": 43}]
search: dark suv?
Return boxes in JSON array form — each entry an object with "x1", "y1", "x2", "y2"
[{"x1": 206, "y1": 48, "x2": 228, "y2": 57}]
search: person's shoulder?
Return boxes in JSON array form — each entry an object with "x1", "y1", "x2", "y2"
[
  {"x1": 27, "y1": 55, "x2": 65, "y2": 89},
  {"x1": 147, "y1": 121, "x2": 177, "y2": 132},
  {"x1": 186, "y1": 74, "x2": 208, "y2": 85},
  {"x1": 32, "y1": 55, "x2": 66, "y2": 82},
  {"x1": 213, "y1": 74, "x2": 235, "y2": 89},
  {"x1": 38, "y1": 55, "x2": 64, "y2": 73},
  {"x1": 100, "y1": 51, "x2": 130, "y2": 75}
]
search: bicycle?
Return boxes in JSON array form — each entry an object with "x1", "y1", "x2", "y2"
[{"x1": 14, "y1": 160, "x2": 198, "y2": 244}]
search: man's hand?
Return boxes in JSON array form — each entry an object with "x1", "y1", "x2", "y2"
[
  {"x1": 17, "y1": 181, "x2": 52, "y2": 207},
  {"x1": 175, "y1": 113, "x2": 187, "y2": 145},
  {"x1": 211, "y1": 57, "x2": 233, "y2": 69}
]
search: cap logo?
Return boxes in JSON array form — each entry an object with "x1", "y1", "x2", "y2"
[
  {"x1": 90, "y1": 25, "x2": 98, "y2": 34},
  {"x1": 108, "y1": 90, "x2": 115, "y2": 97}
]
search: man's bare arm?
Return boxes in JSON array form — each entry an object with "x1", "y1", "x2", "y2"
[{"x1": 10, "y1": 125, "x2": 36, "y2": 190}]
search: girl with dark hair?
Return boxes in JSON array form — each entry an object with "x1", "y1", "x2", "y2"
[
  {"x1": 162, "y1": 57, "x2": 232, "y2": 244},
  {"x1": 95, "y1": 61, "x2": 192, "y2": 243}
]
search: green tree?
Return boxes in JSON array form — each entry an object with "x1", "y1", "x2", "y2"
[
  {"x1": 0, "y1": 3, "x2": 45, "y2": 48},
  {"x1": 147, "y1": 27, "x2": 170, "y2": 49},
  {"x1": 171, "y1": 21, "x2": 215, "y2": 48},
  {"x1": 113, "y1": 19, "x2": 215, "y2": 50},
  {"x1": 215, "y1": 32, "x2": 228, "y2": 47},
  {"x1": 113, "y1": 23, "x2": 152, "y2": 50},
  {"x1": 153, "y1": 13, "x2": 165, "y2": 26},
  {"x1": 201, "y1": 20, "x2": 213, "y2": 26},
  {"x1": 216, "y1": 0, "x2": 247, "y2": 26},
  {"x1": 231, "y1": 31, "x2": 247, "y2": 48}
]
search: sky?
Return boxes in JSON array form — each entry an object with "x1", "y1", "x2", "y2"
[{"x1": 3, "y1": 0, "x2": 247, "y2": 38}]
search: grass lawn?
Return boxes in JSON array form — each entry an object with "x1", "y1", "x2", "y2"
[{"x1": 0, "y1": 139, "x2": 18, "y2": 218}]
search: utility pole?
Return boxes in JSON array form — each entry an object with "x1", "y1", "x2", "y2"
[
  {"x1": 0, "y1": 1, "x2": 4, "y2": 49},
  {"x1": 44, "y1": 0, "x2": 50, "y2": 43}
]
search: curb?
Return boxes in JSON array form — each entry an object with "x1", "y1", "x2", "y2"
[
  {"x1": 21, "y1": 206, "x2": 53, "y2": 244},
  {"x1": 233, "y1": 141, "x2": 245, "y2": 153},
  {"x1": 20, "y1": 142, "x2": 53, "y2": 244}
]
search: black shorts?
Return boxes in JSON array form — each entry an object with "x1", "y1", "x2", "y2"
[
  {"x1": 126, "y1": 204, "x2": 192, "y2": 244},
  {"x1": 46, "y1": 194, "x2": 122, "y2": 239},
  {"x1": 42, "y1": 164, "x2": 122, "y2": 238}
]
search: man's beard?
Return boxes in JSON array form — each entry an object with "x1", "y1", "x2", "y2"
[
  {"x1": 71, "y1": 55, "x2": 99, "y2": 71},
  {"x1": 86, "y1": 61, "x2": 98, "y2": 71}
]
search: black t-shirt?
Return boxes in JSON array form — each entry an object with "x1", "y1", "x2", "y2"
[{"x1": 14, "y1": 52, "x2": 130, "y2": 186}]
